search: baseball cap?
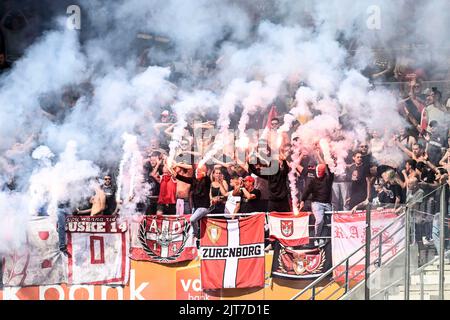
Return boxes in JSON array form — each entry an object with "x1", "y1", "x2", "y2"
[
  {"x1": 244, "y1": 176, "x2": 255, "y2": 183},
  {"x1": 161, "y1": 110, "x2": 170, "y2": 116}
]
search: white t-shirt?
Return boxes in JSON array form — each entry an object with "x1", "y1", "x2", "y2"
[
  {"x1": 225, "y1": 192, "x2": 241, "y2": 216},
  {"x1": 426, "y1": 105, "x2": 448, "y2": 129}
]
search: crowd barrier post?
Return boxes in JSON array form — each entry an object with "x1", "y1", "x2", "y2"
[
  {"x1": 364, "y1": 203, "x2": 372, "y2": 300},
  {"x1": 439, "y1": 184, "x2": 448, "y2": 300},
  {"x1": 404, "y1": 206, "x2": 411, "y2": 300}
]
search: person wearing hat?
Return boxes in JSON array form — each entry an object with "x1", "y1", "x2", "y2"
[
  {"x1": 239, "y1": 175, "x2": 262, "y2": 213},
  {"x1": 299, "y1": 163, "x2": 334, "y2": 247}
]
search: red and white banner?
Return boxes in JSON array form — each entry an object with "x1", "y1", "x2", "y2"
[
  {"x1": 130, "y1": 215, "x2": 197, "y2": 263},
  {"x1": 66, "y1": 216, "x2": 129, "y2": 285},
  {"x1": 268, "y1": 212, "x2": 310, "y2": 246},
  {"x1": 2, "y1": 216, "x2": 66, "y2": 286},
  {"x1": 200, "y1": 214, "x2": 265, "y2": 290},
  {"x1": 332, "y1": 209, "x2": 405, "y2": 282}
]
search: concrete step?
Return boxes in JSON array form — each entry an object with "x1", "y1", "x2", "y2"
[
  {"x1": 384, "y1": 292, "x2": 432, "y2": 300},
  {"x1": 410, "y1": 274, "x2": 447, "y2": 285},
  {"x1": 397, "y1": 290, "x2": 448, "y2": 300},
  {"x1": 404, "y1": 283, "x2": 450, "y2": 291},
  {"x1": 423, "y1": 264, "x2": 450, "y2": 272}
]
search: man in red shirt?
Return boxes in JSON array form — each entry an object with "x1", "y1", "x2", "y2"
[{"x1": 157, "y1": 165, "x2": 177, "y2": 215}]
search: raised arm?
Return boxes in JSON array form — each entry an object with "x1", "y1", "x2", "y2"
[
  {"x1": 395, "y1": 140, "x2": 414, "y2": 158},
  {"x1": 164, "y1": 123, "x2": 176, "y2": 137},
  {"x1": 241, "y1": 187, "x2": 256, "y2": 200},
  {"x1": 439, "y1": 149, "x2": 450, "y2": 167},
  {"x1": 218, "y1": 179, "x2": 229, "y2": 197}
]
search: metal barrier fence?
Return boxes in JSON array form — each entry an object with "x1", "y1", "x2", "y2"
[{"x1": 291, "y1": 183, "x2": 449, "y2": 300}]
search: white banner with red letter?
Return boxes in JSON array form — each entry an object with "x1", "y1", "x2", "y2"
[
  {"x1": 66, "y1": 215, "x2": 129, "y2": 285},
  {"x1": 268, "y1": 212, "x2": 310, "y2": 246},
  {"x1": 331, "y1": 209, "x2": 405, "y2": 282},
  {"x1": 2, "y1": 216, "x2": 67, "y2": 286},
  {"x1": 199, "y1": 214, "x2": 265, "y2": 290}
]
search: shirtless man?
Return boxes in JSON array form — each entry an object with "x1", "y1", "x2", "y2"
[{"x1": 77, "y1": 183, "x2": 106, "y2": 216}]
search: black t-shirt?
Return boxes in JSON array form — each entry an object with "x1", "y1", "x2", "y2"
[
  {"x1": 176, "y1": 174, "x2": 211, "y2": 209},
  {"x1": 426, "y1": 131, "x2": 445, "y2": 165},
  {"x1": 301, "y1": 167, "x2": 334, "y2": 203},
  {"x1": 361, "y1": 153, "x2": 373, "y2": 169},
  {"x1": 249, "y1": 160, "x2": 289, "y2": 201},
  {"x1": 102, "y1": 184, "x2": 117, "y2": 214},
  {"x1": 143, "y1": 163, "x2": 162, "y2": 199},
  {"x1": 420, "y1": 168, "x2": 436, "y2": 184},
  {"x1": 379, "y1": 182, "x2": 403, "y2": 204},
  {"x1": 349, "y1": 163, "x2": 369, "y2": 196},
  {"x1": 239, "y1": 189, "x2": 262, "y2": 213}
]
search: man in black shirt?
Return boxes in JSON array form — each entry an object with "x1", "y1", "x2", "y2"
[
  {"x1": 174, "y1": 165, "x2": 211, "y2": 238},
  {"x1": 248, "y1": 157, "x2": 290, "y2": 212},
  {"x1": 358, "y1": 142, "x2": 372, "y2": 171},
  {"x1": 379, "y1": 170, "x2": 403, "y2": 206},
  {"x1": 299, "y1": 163, "x2": 334, "y2": 246},
  {"x1": 348, "y1": 152, "x2": 371, "y2": 209},
  {"x1": 101, "y1": 174, "x2": 117, "y2": 215},
  {"x1": 143, "y1": 154, "x2": 163, "y2": 214},
  {"x1": 239, "y1": 176, "x2": 262, "y2": 213}
]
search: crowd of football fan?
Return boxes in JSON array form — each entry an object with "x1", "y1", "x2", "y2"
[
  {"x1": 1, "y1": 5, "x2": 450, "y2": 259},
  {"x1": 58, "y1": 78, "x2": 450, "y2": 252}
]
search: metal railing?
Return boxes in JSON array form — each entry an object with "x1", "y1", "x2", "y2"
[
  {"x1": 291, "y1": 183, "x2": 448, "y2": 300},
  {"x1": 370, "y1": 250, "x2": 446, "y2": 300},
  {"x1": 291, "y1": 205, "x2": 406, "y2": 300}
]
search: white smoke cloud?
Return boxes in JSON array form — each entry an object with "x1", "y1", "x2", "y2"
[{"x1": 0, "y1": 0, "x2": 448, "y2": 253}]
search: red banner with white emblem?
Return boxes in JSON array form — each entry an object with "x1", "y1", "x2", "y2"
[
  {"x1": 199, "y1": 214, "x2": 265, "y2": 290},
  {"x1": 268, "y1": 212, "x2": 310, "y2": 246},
  {"x1": 129, "y1": 215, "x2": 197, "y2": 264}
]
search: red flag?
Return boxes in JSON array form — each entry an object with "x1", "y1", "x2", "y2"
[
  {"x1": 200, "y1": 214, "x2": 265, "y2": 290},
  {"x1": 268, "y1": 212, "x2": 310, "y2": 246},
  {"x1": 265, "y1": 105, "x2": 278, "y2": 128}
]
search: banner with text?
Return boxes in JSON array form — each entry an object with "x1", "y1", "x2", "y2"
[
  {"x1": 200, "y1": 214, "x2": 265, "y2": 290},
  {"x1": 331, "y1": 209, "x2": 405, "y2": 282},
  {"x1": 66, "y1": 215, "x2": 129, "y2": 285},
  {"x1": 130, "y1": 215, "x2": 197, "y2": 264}
]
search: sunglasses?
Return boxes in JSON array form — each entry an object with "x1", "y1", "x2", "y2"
[{"x1": 104, "y1": 177, "x2": 111, "y2": 180}]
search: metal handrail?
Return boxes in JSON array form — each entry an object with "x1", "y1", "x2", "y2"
[
  {"x1": 291, "y1": 184, "x2": 445, "y2": 301},
  {"x1": 291, "y1": 208, "x2": 407, "y2": 300},
  {"x1": 342, "y1": 233, "x2": 408, "y2": 299},
  {"x1": 346, "y1": 187, "x2": 445, "y2": 300},
  {"x1": 369, "y1": 251, "x2": 447, "y2": 299}
]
